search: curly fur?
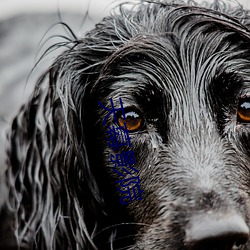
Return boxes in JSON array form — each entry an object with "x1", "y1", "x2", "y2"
[{"x1": 2, "y1": 0, "x2": 250, "y2": 249}]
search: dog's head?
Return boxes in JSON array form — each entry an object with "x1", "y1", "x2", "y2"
[{"x1": 3, "y1": 1, "x2": 250, "y2": 249}]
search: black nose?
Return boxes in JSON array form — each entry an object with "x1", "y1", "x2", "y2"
[{"x1": 185, "y1": 213, "x2": 249, "y2": 250}]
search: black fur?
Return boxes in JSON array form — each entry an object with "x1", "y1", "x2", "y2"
[{"x1": 2, "y1": 0, "x2": 250, "y2": 249}]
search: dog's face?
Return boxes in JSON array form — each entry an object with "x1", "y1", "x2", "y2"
[
  {"x1": 88, "y1": 3, "x2": 250, "y2": 250},
  {"x1": 4, "y1": 1, "x2": 250, "y2": 250}
]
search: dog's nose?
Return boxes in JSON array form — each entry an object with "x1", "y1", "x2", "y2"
[{"x1": 185, "y1": 213, "x2": 249, "y2": 250}]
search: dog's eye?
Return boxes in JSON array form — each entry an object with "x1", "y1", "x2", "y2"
[
  {"x1": 118, "y1": 110, "x2": 144, "y2": 132},
  {"x1": 237, "y1": 99, "x2": 250, "y2": 123}
]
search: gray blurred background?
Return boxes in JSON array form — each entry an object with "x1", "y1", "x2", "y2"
[
  {"x1": 0, "y1": 0, "x2": 119, "y2": 173},
  {"x1": 0, "y1": 0, "x2": 250, "y2": 174}
]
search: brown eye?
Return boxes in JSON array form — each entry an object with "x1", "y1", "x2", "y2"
[
  {"x1": 118, "y1": 111, "x2": 144, "y2": 132},
  {"x1": 237, "y1": 99, "x2": 250, "y2": 123}
]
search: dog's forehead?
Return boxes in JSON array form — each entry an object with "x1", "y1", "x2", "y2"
[
  {"x1": 104, "y1": 36, "x2": 248, "y2": 101},
  {"x1": 94, "y1": 2, "x2": 250, "y2": 130},
  {"x1": 100, "y1": 7, "x2": 250, "y2": 102}
]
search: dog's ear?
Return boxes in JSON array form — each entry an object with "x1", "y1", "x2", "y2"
[
  {"x1": 3, "y1": 17, "x2": 124, "y2": 248},
  {"x1": 4, "y1": 68, "x2": 99, "y2": 248}
]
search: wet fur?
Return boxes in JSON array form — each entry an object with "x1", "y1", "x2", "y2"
[{"x1": 2, "y1": 0, "x2": 250, "y2": 249}]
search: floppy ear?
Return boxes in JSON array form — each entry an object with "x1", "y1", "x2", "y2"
[
  {"x1": 2, "y1": 17, "x2": 125, "y2": 249},
  {"x1": 4, "y1": 68, "x2": 97, "y2": 248}
]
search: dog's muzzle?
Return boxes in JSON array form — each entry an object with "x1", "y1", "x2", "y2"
[{"x1": 185, "y1": 213, "x2": 249, "y2": 250}]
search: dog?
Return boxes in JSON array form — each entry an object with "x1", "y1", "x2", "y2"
[{"x1": 1, "y1": 0, "x2": 250, "y2": 249}]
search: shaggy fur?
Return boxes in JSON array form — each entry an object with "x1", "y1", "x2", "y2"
[{"x1": 2, "y1": 0, "x2": 250, "y2": 249}]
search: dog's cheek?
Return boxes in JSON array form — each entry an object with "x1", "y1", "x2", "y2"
[
  {"x1": 227, "y1": 125, "x2": 250, "y2": 163},
  {"x1": 237, "y1": 130, "x2": 250, "y2": 158},
  {"x1": 122, "y1": 133, "x2": 164, "y2": 224},
  {"x1": 101, "y1": 132, "x2": 160, "y2": 222}
]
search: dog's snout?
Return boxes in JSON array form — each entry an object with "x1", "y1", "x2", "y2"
[{"x1": 185, "y1": 213, "x2": 249, "y2": 250}]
